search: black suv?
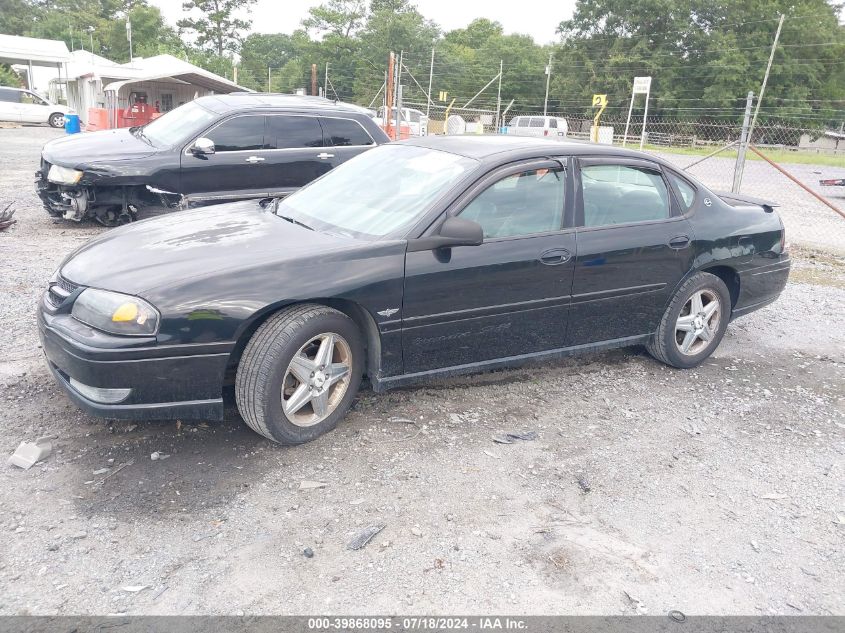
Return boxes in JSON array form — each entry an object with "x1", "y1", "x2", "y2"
[{"x1": 36, "y1": 94, "x2": 389, "y2": 225}]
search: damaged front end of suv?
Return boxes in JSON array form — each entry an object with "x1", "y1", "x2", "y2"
[{"x1": 35, "y1": 157, "x2": 182, "y2": 226}]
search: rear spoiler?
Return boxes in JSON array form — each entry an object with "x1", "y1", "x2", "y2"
[{"x1": 714, "y1": 191, "x2": 779, "y2": 213}]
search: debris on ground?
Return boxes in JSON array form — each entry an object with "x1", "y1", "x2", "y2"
[
  {"x1": 575, "y1": 473, "x2": 592, "y2": 494},
  {"x1": 623, "y1": 590, "x2": 649, "y2": 615},
  {"x1": 92, "y1": 468, "x2": 110, "y2": 475},
  {"x1": 347, "y1": 525, "x2": 385, "y2": 550},
  {"x1": 411, "y1": 526, "x2": 423, "y2": 537},
  {"x1": 299, "y1": 480, "x2": 328, "y2": 490},
  {"x1": 8, "y1": 436, "x2": 53, "y2": 470},
  {"x1": 303, "y1": 547, "x2": 314, "y2": 558},
  {"x1": 121, "y1": 585, "x2": 149, "y2": 593},
  {"x1": 0, "y1": 202, "x2": 16, "y2": 231},
  {"x1": 493, "y1": 430, "x2": 538, "y2": 444},
  {"x1": 150, "y1": 451, "x2": 170, "y2": 461}
]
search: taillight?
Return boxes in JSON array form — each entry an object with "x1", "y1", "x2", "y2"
[
  {"x1": 544, "y1": 130, "x2": 549, "y2": 136},
  {"x1": 780, "y1": 226, "x2": 789, "y2": 254}
]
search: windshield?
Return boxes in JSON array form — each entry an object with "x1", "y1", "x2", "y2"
[
  {"x1": 141, "y1": 100, "x2": 217, "y2": 147},
  {"x1": 276, "y1": 145, "x2": 479, "y2": 239}
]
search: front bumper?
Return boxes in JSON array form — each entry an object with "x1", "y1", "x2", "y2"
[{"x1": 38, "y1": 296, "x2": 229, "y2": 421}]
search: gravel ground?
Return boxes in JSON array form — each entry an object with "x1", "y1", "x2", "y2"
[{"x1": 0, "y1": 126, "x2": 843, "y2": 616}]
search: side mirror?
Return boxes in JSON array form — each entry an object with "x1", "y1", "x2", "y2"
[
  {"x1": 407, "y1": 216, "x2": 483, "y2": 252},
  {"x1": 190, "y1": 137, "x2": 215, "y2": 155}
]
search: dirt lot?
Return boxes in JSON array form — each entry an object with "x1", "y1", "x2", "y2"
[{"x1": 0, "y1": 127, "x2": 843, "y2": 616}]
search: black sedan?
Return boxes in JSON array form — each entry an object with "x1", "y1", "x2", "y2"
[
  {"x1": 35, "y1": 94, "x2": 388, "y2": 225},
  {"x1": 38, "y1": 136, "x2": 791, "y2": 444}
]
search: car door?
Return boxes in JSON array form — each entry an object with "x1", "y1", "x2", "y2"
[
  {"x1": 402, "y1": 159, "x2": 576, "y2": 374},
  {"x1": 0, "y1": 88, "x2": 21, "y2": 123},
  {"x1": 19, "y1": 91, "x2": 50, "y2": 123},
  {"x1": 263, "y1": 114, "x2": 331, "y2": 197},
  {"x1": 318, "y1": 116, "x2": 377, "y2": 171},
  {"x1": 568, "y1": 157, "x2": 695, "y2": 346},
  {"x1": 179, "y1": 114, "x2": 269, "y2": 199}
]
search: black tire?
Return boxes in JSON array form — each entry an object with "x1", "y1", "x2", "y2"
[
  {"x1": 646, "y1": 272, "x2": 731, "y2": 369},
  {"x1": 48, "y1": 113, "x2": 65, "y2": 128},
  {"x1": 235, "y1": 304, "x2": 364, "y2": 444}
]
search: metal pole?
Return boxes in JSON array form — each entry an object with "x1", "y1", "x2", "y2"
[
  {"x1": 126, "y1": 20, "x2": 132, "y2": 62},
  {"x1": 733, "y1": 91, "x2": 754, "y2": 192},
  {"x1": 268, "y1": 66, "x2": 271, "y2": 92},
  {"x1": 543, "y1": 52, "x2": 552, "y2": 116},
  {"x1": 426, "y1": 47, "x2": 434, "y2": 122},
  {"x1": 749, "y1": 144, "x2": 845, "y2": 219},
  {"x1": 639, "y1": 85, "x2": 650, "y2": 150},
  {"x1": 622, "y1": 91, "x2": 635, "y2": 147},
  {"x1": 747, "y1": 14, "x2": 784, "y2": 148},
  {"x1": 495, "y1": 59, "x2": 503, "y2": 132},
  {"x1": 394, "y1": 51, "x2": 403, "y2": 139},
  {"x1": 462, "y1": 72, "x2": 500, "y2": 109},
  {"x1": 386, "y1": 52, "x2": 395, "y2": 139}
]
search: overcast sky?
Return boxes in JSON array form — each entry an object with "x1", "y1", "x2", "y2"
[{"x1": 147, "y1": 0, "x2": 575, "y2": 45}]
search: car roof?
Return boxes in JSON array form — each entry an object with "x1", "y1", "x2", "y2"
[
  {"x1": 195, "y1": 93, "x2": 371, "y2": 116},
  {"x1": 398, "y1": 135, "x2": 662, "y2": 162}
]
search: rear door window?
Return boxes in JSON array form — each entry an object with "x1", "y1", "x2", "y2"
[
  {"x1": 320, "y1": 117, "x2": 374, "y2": 147},
  {"x1": 206, "y1": 115, "x2": 265, "y2": 152},
  {"x1": 266, "y1": 115, "x2": 324, "y2": 149},
  {"x1": 666, "y1": 172, "x2": 697, "y2": 209},
  {"x1": 0, "y1": 88, "x2": 20, "y2": 103},
  {"x1": 581, "y1": 164, "x2": 671, "y2": 227},
  {"x1": 529, "y1": 117, "x2": 543, "y2": 127},
  {"x1": 548, "y1": 118, "x2": 557, "y2": 129}
]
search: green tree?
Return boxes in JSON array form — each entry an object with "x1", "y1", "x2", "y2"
[{"x1": 177, "y1": 0, "x2": 257, "y2": 56}]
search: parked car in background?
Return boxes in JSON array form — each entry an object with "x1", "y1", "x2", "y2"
[
  {"x1": 0, "y1": 87, "x2": 70, "y2": 128},
  {"x1": 35, "y1": 93, "x2": 390, "y2": 225},
  {"x1": 376, "y1": 106, "x2": 429, "y2": 136},
  {"x1": 39, "y1": 136, "x2": 790, "y2": 446},
  {"x1": 507, "y1": 115, "x2": 568, "y2": 138}
]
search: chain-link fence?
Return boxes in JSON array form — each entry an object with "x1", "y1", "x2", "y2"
[{"x1": 407, "y1": 106, "x2": 844, "y2": 254}]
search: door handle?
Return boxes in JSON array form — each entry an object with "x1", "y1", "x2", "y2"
[
  {"x1": 668, "y1": 235, "x2": 691, "y2": 249},
  {"x1": 317, "y1": 152, "x2": 335, "y2": 159},
  {"x1": 539, "y1": 248, "x2": 571, "y2": 265},
  {"x1": 245, "y1": 156, "x2": 265, "y2": 163}
]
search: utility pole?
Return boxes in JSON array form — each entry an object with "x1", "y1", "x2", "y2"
[
  {"x1": 267, "y1": 66, "x2": 271, "y2": 92},
  {"x1": 747, "y1": 13, "x2": 784, "y2": 147},
  {"x1": 394, "y1": 50, "x2": 403, "y2": 140},
  {"x1": 324, "y1": 62, "x2": 329, "y2": 99},
  {"x1": 386, "y1": 52, "x2": 395, "y2": 139},
  {"x1": 311, "y1": 64, "x2": 317, "y2": 96},
  {"x1": 733, "y1": 91, "x2": 754, "y2": 192},
  {"x1": 126, "y1": 20, "x2": 132, "y2": 62},
  {"x1": 543, "y1": 51, "x2": 552, "y2": 116},
  {"x1": 426, "y1": 47, "x2": 434, "y2": 122},
  {"x1": 233, "y1": 64, "x2": 238, "y2": 85},
  {"x1": 495, "y1": 59, "x2": 503, "y2": 132}
]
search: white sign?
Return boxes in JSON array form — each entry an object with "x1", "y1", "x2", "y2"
[{"x1": 633, "y1": 76, "x2": 652, "y2": 94}]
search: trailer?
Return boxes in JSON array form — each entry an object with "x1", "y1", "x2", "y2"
[{"x1": 820, "y1": 178, "x2": 845, "y2": 187}]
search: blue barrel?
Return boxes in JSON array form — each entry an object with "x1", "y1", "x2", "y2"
[{"x1": 64, "y1": 113, "x2": 81, "y2": 134}]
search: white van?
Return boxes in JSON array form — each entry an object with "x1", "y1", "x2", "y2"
[
  {"x1": 0, "y1": 87, "x2": 71, "y2": 127},
  {"x1": 376, "y1": 106, "x2": 429, "y2": 136},
  {"x1": 507, "y1": 115, "x2": 568, "y2": 138}
]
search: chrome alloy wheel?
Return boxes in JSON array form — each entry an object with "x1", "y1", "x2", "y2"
[
  {"x1": 675, "y1": 289, "x2": 722, "y2": 356},
  {"x1": 282, "y1": 332, "x2": 352, "y2": 427}
]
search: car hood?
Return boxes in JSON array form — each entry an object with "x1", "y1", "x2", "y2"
[
  {"x1": 60, "y1": 201, "x2": 358, "y2": 296},
  {"x1": 41, "y1": 127, "x2": 159, "y2": 167}
]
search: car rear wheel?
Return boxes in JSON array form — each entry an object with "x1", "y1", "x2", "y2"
[
  {"x1": 646, "y1": 272, "x2": 731, "y2": 369},
  {"x1": 48, "y1": 113, "x2": 65, "y2": 128},
  {"x1": 235, "y1": 304, "x2": 363, "y2": 444}
]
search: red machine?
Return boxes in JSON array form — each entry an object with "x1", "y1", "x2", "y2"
[{"x1": 118, "y1": 93, "x2": 155, "y2": 128}]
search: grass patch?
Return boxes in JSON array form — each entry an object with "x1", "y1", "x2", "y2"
[{"x1": 644, "y1": 144, "x2": 845, "y2": 168}]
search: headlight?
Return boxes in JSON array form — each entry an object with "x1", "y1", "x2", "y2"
[
  {"x1": 47, "y1": 164, "x2": 83, "y2": 185},
  {"x1": 71, "y1": 289, "x2": 159, "y2": 336}
]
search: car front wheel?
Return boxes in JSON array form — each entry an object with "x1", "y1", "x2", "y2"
[
  {"x1": 235, "y1": 304, "x2": 364, "y2": 444},
  {"x1": 646, "y1": 272, "x2": 731, "y2": 369},
  {"x1": 48, "y1": 113, "x2": 65, "y2": 128}
]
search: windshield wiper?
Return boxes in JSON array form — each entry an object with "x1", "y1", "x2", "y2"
[{"x1": 277, "y1": 214, "x2": 314, "y2": 231}]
